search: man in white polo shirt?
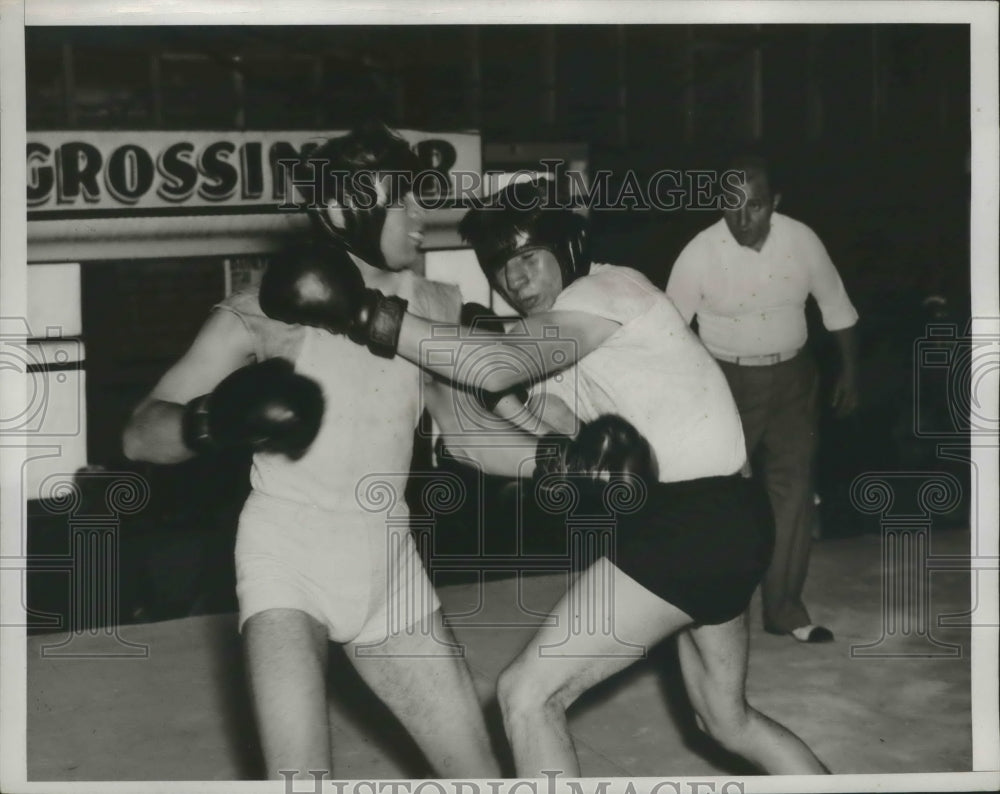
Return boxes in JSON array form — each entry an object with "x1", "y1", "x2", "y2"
[{"x1": 666, "y1": 155, "x2": 859, "y2": 643}]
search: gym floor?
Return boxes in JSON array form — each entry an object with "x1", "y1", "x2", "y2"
[{"x1": 26, "y1": 526, "x2": 974, "y2": 781}]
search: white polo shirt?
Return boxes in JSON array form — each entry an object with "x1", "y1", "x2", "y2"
[{"x1": 665, "y1": 213, "x2": 858, "y2": 358}]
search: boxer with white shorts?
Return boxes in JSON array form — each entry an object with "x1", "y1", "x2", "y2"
[{"x1": 124, "y1": 124, "x2": 499, "y2": 781}]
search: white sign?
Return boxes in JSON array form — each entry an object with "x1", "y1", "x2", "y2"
[{"x1": 27, "y1": 129, "x2": 482, "y2": 261}]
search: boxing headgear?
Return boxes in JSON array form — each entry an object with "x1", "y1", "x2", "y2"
[
  {"x1": 304, "y1": 123, "x2": 421, "y2": 269},
  {"x1": 458, "y1": 178, "x2": 591, "y2": 289}
]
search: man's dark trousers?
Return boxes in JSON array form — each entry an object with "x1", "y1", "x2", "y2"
[{"x1": 717, "y1": 353, "x2": 820, "y2": 633}]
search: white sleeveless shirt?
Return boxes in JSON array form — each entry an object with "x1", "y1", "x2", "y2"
[
  {"x1": 217, "y1": 271, "x2": 462, "y2": 512},
  {"x1": 538, "y1": 263, "x2": 746, "y2": 482}
]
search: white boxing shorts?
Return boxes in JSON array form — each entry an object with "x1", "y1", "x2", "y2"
[{"x1": 235, "y1": 491, "x2": 440, "y2": 646}]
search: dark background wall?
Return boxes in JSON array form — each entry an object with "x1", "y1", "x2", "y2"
[
  {"x1": 24, "y1": 24, "x2": 971, "y2": 628},
  {"x1": 26, "y1": 24, "x2": 970, "y2": 288}
]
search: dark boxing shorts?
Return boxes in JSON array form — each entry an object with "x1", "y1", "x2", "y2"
[
  {"x1": 611, "y1": 475, "x2": 775, "y2": 624},
  {"x1": 534, "y1": 474, "x2": 775, "y2": 625}
]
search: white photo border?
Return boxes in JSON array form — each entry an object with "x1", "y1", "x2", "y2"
[{"x1": 2, "y1": 2, "x2": 998, "y2": 793}]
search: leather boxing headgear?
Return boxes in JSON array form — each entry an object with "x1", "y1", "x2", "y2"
[
  {"x1": 304, "y1": 122, "x2": 421, "y2": 269},
  {"x1": 458, "y1": 178, "x2": 591, "y2": 289}
]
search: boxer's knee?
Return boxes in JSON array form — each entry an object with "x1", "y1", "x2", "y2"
[
  {"x1": 497, "y1": 653, "x2": 575, "y2": 731},
  {"x1": 692, "y1": 691, "x2": 753, "y2": 753},
  {"x1": 498, "y1": 657, "x2": 546, "y2": 723}
]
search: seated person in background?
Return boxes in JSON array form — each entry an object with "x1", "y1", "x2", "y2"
[
  {"x1": 258, "y1": 177, "x2": 830, "y2": 777},
  {"x1": 123, "y1": 123, "x2": 499, "y2": 781}
]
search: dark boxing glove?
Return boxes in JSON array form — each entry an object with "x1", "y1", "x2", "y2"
[
  {"x1": 259, "y1": 242, "x2": 407, "y2": 358},
  {"x1": 182, "y1": 358, "x2": 324, "y2": 458},
  {"x1": 536, "y1": 414, "x2": 658, "y2": 484}
]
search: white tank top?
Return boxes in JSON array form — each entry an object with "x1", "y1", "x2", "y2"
[{"x1": 217, "y1": 271, "x2": 461, "y2": 512}]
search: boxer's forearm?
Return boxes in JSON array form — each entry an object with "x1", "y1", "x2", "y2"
[
  {"x1": 424, "y1": 384, "x2": 541, "y2": 478},
  {"x1": 122, "y1": 398, "x2": 196, "y2": 464},
  {"x1": 492, "y1": 392, "x2": 565, "y2": 438},
  {"x1": 439, "y1": 438, "x2": 542, "y2": 479},
  {"x1": 525, "y1": 391, "x2": 579, "y2": 437},
  {"x1": 397, "y1": 314, "x2": 575, "y2": 392}
]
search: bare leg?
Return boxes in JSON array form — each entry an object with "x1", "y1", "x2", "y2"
[
  {"x1": 243, "y1": 608, "x2": 331, "y2": 780},
  {"x1": 345, "y1": 610, "x2": 501, "y2": 777},
  {"x1": 676, "y1": 615, "x2": 829, "y2": 773},
  {"x1": 497, "y1": 559, "x2": 695, "y2": 777}
]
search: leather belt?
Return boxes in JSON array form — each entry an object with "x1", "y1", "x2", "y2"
[{"x1": 713, "y1": 348, "x2": 802, "y2": 367}]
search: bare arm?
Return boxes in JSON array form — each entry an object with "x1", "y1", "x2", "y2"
[
  {"x1": 491, "y1": 391, "x2": 576, "y2": 438},
  {"x1": 665, "y1": 238, "x2": 703, "y2": 325},
  {"x1": 123, "y1": 400, "x2": 192, "y2": 464},
  {"x1": 396, "y1": 310, "x2": 619, "y2": 393},
  {"x1": 830, "y1": 325, "x2": 860, "y2": 418},
  {"x1": 423, "y1": 382, "x2": 550, "y2": 479},
  {"x1": 122, "y1": 309, "x2": 256, "y2": 464}
]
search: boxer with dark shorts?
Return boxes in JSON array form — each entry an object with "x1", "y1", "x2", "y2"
[
  {"x1": 257, "y1": 177, "x2": 829, "y2": 777},
  {"x1": 612, "y1": 474, "x2": 776, "y2": 626}
]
